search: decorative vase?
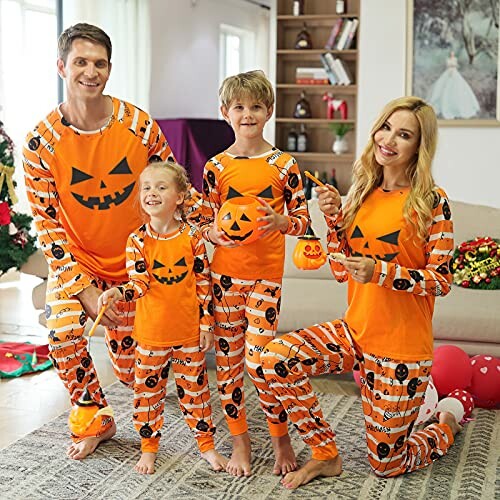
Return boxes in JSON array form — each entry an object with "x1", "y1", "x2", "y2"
[{"x1": 332, "y1": 136, "x2": 348, "y2": 155}]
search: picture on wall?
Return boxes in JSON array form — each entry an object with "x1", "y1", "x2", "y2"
[{"x1": 407, "y1": 0, "x2": 500, "y2": 125}]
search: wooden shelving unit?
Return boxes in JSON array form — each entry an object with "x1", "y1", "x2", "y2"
[{"x1": 275, "y1": 0, "x2": 360, "y2": 194}]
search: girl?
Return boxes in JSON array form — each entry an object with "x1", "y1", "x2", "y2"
[
  {"x1": 98, "y1": 162, "x2": 227, "y2": 474},
  {"x1": 261, "y1": 97, "x2": 460, "y2": 489}
]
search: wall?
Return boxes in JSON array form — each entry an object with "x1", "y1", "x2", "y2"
[
  {"x1": 358, "y1": 0, "x2": 500, "y2": 208},
  {"x1": 149, "y1": 0, "x2": 269, "y2": 120}
]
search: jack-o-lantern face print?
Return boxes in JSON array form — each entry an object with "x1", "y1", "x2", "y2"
[
  {"x1": 350, "y1": 225, "x2": 400, "y2": 262},
  {"x1": 70, "y1": 157, "x2": 135, "y2": 210},
  {"x1": 152, "y1": 257, "x2": 188, "y2": 285}
]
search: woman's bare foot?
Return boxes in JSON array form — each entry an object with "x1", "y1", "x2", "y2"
[
  {"x1": 226, "y1": 432, "x2": 252, "y2": 477},
  {"x1": 201, "y1": 449, "x2": 229, "y2": 471},
  {"x1": 271, "y1": 434, "x2": 297, "y2": 475},
  {"x1": 67, "y1": 420, "x2": 116, "y2": 460},
  {"x1": 134, "y1": 452, "x2": 157, "y2": 474},
  {"x1": 281, "y1": 455, "x2": 342, "y2": 489},
  {"x1": 438, "y1": 411, "x2": 462, "y2": 436}
]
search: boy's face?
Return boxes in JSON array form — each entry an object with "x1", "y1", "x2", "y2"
[{"x1": 221, "y1": 96, "x2": 273, "y2": 141}]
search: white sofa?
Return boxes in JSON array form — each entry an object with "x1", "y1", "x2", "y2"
[
  {"x1": 23, "y1": 199, "x2": 500, "y2": 356},
  {"x1": 280, "y1": 199, "x2": 500, "y2": 357}
]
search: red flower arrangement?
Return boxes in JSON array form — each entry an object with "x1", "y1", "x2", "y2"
[{"x1": 452, "y1": 236, "x2": 500, "y2": 290}]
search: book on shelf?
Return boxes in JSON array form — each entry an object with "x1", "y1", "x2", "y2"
[
  {"x1": 323, "y1": 52, "x2": 353, "y2": 85},
  {"x1": 343, "y1": 18, "x2": 359, "y2": 50},
  {"x1": 295, "y1": 67, "x2": 329, "y2": 85},
  {"x1": 335, "y1": 19, "x2": 353, "y2": 50},
  {"x1": 324, "y1": 18, "x2": 343, "y2": 49},
  {"x1": 319, "y1": 54, "x2": 338, "y2": 85}
]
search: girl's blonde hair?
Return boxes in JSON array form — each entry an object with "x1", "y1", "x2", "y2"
[
  {"x1": 138, "y1": 161, "x2": 190, "y2": 222},
  {"x1": 219, "y1": 69, "x2": 274, "y2": 109},
  {"x1": 342, "y1": 96, "x2": 438, "y2": 241}
]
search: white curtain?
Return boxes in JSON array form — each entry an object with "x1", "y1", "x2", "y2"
[{"x1": 62, "y1": 0, "x2": 151, "y2": 111}]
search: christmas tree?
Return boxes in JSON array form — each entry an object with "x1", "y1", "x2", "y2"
[{"x1": 0, "y1": 121, "x2": 36, "y2": 276}]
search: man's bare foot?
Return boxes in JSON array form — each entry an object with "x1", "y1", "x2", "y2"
[
  {"x1": 134, "y1": 452, "x2": 157, "y2": 474},
  {"x1": 67, "y1": 420, "x2": 116, "y2": 460},
  {"x1": 226, "y1": 432, "x2": 252, "y2": 477},
  {"x1": 438, "y1": 411, "x2": 462, "y2": 436},
  {"x1": 201, "y1": 449, "x2": 229, "y2": 471},
  {"x1": 281, "y1": 455, "x2": 342, "y2": 489},
  {"x1": 271, "y1": 434, "x2": 297, "y2": 475}
]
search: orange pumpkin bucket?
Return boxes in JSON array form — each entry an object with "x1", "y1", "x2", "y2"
[
  {"x1": 217, "y1": 196, "x2": 266, "y2": 245},
  {"x1": 293, "y1": 226, "x2": 327, "y2": 270}
]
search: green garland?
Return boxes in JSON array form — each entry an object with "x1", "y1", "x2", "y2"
[{"x1": 451, "y1": 237, "x2": 500, "y2": 290}]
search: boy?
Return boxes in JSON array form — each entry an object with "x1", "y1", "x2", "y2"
[{"x1": 200, "y1": 70, "x2": 310, "y2": 476}]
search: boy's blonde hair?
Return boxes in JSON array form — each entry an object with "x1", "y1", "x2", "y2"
[
  {"x1": 219, "y1": 70, "x2": 274, "y2": 109},
  {"x1": 138, "y1": 161, "x2": 190, "y2": 222}
]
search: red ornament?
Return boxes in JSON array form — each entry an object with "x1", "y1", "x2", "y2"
[
  {"x1": 447, "y1": 389, "x2": 475, "y2": 419},
  {"x1": 461, "y1": 280, "x2": 470, "y2": 288},
  {"x1": 0, "y1": 201, "x2": 11, "y2": 226},
  {"x1": 431, "y1": 345, "x2": 472, "y2": 397},
  {"x1": 468, "y1": 355, "x2": 500, "y2": 409},
  {"x1": 322, "y1": 92, "x2": 348, "y2": 120}
]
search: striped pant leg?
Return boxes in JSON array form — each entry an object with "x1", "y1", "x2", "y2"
[
  {"x1": 133, "y1": 343, "x2": 172, "y2": 453},
  {"x1": 45, "y1": 272, "x2": 107, "y2": 408},
  {"x1": 211, "y1": 272, "x2": 249, "y2": 435},
  {"x1": 171, "y1": 342, "x2": 215, "y2": 453},
  {"x1": 360, "y1": 354, "x2": 455, "y2": 477},
  {"x1": 244, "y1": 279, "x2": 288, "y2": 437},
  {"x1": 261, "y1": 320, "x2": 356, "y2": 460}
]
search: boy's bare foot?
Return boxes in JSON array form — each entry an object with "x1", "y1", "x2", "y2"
[
  {"x1": 281, "y1": 455, "x2": 342, "y2": 489},
  {"x1": 67, "y1": 420, "x2": 116, "y2": 460},
  {"x1": 271, "y1": 434, "x2": 297, "y2": 475},
  {"x1": 201, "y1": 449, "x2": 229, "y2": 471},
  {"x1": 134, "y1": 452, "x2": 157, "y2": 474},
  {"x1": 438, "y1": 411, "x2": 462, "y2": 436},
  {"x1": 226, "y1": 432, "x2": 252, "y2": 477}
]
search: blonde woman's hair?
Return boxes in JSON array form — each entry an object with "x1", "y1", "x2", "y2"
[
  {"x1": 342, "y1": 96, "x2": 438, "y2": 241},
  {"x1": 219, "y1": 70, "x2": 274, "y2": 109},
  {"x1": 138, "y1": 161, "x2": 190, "y2": 222}
]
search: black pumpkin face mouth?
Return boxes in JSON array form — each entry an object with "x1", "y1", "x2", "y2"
[
  {"x1": 221, "y1": 229, "x2": 253, "y2": 242},
  {"x1": 153, "y1": 271, "x2": 188, "y2": 285},
  {"x1": 72, "y1": 182, "x2": 135, "y2": 210}
]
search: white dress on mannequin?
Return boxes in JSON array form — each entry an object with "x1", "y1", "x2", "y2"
[{"x1": 427, "y1": 53, "x2": 480, "y2": 119}]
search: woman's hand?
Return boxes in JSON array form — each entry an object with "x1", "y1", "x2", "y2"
[
  {"x1": 316, "y1": 185, "x2": 341, "y2": 216},
  {"x1": 343, "y1": 256, "x2": 376, "y2": 284},
  {"x1": 256, "y1": 198, "x2": 288, "y2": 234}
]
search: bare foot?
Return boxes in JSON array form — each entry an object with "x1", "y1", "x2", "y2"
[
  {"x1": 271, "y1": 434, "x2": 297, "y2": 475},
  {"x1": 439, "y1": 411, "x2": 462, "y2": 436},
  {"x1": 201, "y1": 449, "x2": 229, "y2": 471},
  {"x1": 281, "y1": 455, "x2": 342, "y2": 489},
  {"x1": 67, "y1": 420, "x2": 116, "y2": 460},
  {"x1": 226, "y1": 432, "x2": 252, "y2": 477},
  {"x1": 134, "y1": 452, "x2": 157, "y2": 474}
]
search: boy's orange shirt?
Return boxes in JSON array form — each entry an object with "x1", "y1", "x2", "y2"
[{"x1": 201, "y1": 148, "x2": 310, "y2": 279}]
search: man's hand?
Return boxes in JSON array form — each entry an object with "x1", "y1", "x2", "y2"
[{"x1": 76, "y1": 285, "x2": 124, "y2": 328}]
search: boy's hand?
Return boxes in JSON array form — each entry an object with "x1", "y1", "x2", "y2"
[
  {"x1": 207, "y1": 209, "x2": 237, "y2": 247},
  {"x1": 256, "y1": 198, "x2": 288, "y2": 234},
  {"x1": 200, "y1": 331, "x2": 214, "y2": 352},
  {"x1": 97, "y1": 287, "x2": 123, "y2": 315},
  {"x1": 316, "y1": 185, "x2": 341, "y2": 216}
]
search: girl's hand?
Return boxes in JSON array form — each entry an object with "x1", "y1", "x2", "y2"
[
  {"x1": 316, "y1": 185, "x2": 341, "y2": 216},
  {"x1": 256, "y1": 197, "x2": 288, "y2": 234},
  {"x1": 207, "y1": 208, "x2": 237, "y2": 247},
  {"x1": 200, "y1": 331, "x2": 214, "y2": 352},
  {"x1": 97, "y1": 287, "x2": 123, "y2": 312},
  {"x1": 343, "y1": 256, "x2": 376, "y2": 284}
]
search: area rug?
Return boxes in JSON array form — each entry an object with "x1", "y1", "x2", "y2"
[{"x1": 0, "y1": 381, "x2": 498, "y2": 499}]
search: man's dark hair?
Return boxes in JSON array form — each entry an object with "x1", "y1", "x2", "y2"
[{"x1": 58, "y1": 23, "x2": 112, "y2": 63}]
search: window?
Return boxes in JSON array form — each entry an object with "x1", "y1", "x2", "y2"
[{"x1": 219, "y1": 23, "x2": 256, "y2": 85}]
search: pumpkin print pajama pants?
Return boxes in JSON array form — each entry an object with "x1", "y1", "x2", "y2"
[
  {"x1": 45, "y1": 273, "x2": 136, "y2": 439},
  {"x1": 133, "y1": 341, "x2": 215, "y2": 454},
  {"x1": 211, "y1": 272, "x2": 288, "y2": 437},
  {"x1": 261, "y1": 320, "x2": 455, "y2": 477}
]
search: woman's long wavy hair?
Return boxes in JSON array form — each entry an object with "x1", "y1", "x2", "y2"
[{"x1": 342, "y1": 96, "x2": 438, "y2": 241}]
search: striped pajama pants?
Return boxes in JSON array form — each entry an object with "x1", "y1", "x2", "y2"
[{"x1": 261, "y1": 320, "x2": 454, "y2": 477}]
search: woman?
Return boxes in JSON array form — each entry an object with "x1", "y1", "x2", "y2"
[{"x1": 261, "y1": 96, "x2": 460, "y2": 489}]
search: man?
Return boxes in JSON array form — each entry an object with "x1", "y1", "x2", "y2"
[{"x1": 23, "y1": 23, "x2": 187, "y2": 460}]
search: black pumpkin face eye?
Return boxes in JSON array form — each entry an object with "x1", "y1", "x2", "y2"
[
  {"x1": 109, "y1": 157, "x2": 132, "y2": 175},
  {"x1": 240, "y1": 213, "x2": 251, "y2": 222},
  {"x1": 174, "y1": 257, "x2": 187, "y2": 267}
]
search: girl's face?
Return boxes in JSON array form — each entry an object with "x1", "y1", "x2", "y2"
[
  {"x1": 373, "y1": 109, "x2": 420, "y2": 172},
  {"x1": 140, "y1": 168, "x2": 184, "y2": 221}
]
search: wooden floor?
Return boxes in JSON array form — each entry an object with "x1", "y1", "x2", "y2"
[{"x1": 0, "y1": 272, "x2": 359, "y2": 450}]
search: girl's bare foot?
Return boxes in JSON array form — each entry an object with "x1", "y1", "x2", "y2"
[
  {"x1": 281, "y1": 455, "x2": 342, "y2": 489},
  {"x1": 438, "y1": 411, "x2": 462, "y2": 436},
  {"x1": 201, "y1": 449, "x2": 229, "y2": 471},
  {"x1": 67, "y1": 420, "x2": 116, "y2": 460},
  {"x1": 271, "y1": 434, "x2": 297, "y2": 475},
  {"x1": 226, "y1": 432, "x2": 252, "y2": 477},
  {"x1": 134, "y1": 452, "x2": 157, "y2": 474}
]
